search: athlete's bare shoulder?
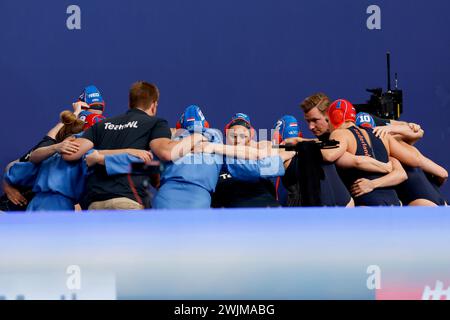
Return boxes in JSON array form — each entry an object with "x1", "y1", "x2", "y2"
[
  {"x1": 331, "y1": 127, "x2": 357, "y2": 153},
  {"x1": 330, "y1": 128, "x2": 351, "y2": 140},
  {"x1": 380, "y1": 134, "x2": 391, "y2": 154}
]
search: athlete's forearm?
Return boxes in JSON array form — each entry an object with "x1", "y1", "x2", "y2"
[
  {"x1": 322, "y1": 130, "x2": 348, "y2": 163},
  {"x1": 61, "y1": 138, "x2": 93, "y2": 162},
  {"x1": 388, "y1": 137, "x2": 422, "y2": 168},
  {"x1": 46, "y1": 123, "x2": 64, "y2": 140},
  {"x1": 371, "y1": 158, "x2": 407, "y2": 189},
  {"x1": 210, "y1": 144, "x2": 259, "y2": 160},
  {"x1": 97, "y1": 149, "x2": 132, "y2": 156},
  {"x1": 336, "y1": 153, "x2": 392, "y2": 173},
  {"x1": 390, "y1": 119, "x2": 408, "y2": 126},
  {"x1": 255, "y1": 145, "x2": 291, "y2": 160},
  {"x1": 395, "y1": 140, "x2": 447, "y2": 181},
  {"x1": 321, "y1": 146, "x2": 346, "y2": 163},
  {"x1": 5, "y1": 159, "x2": 19, "y2": 173},
  {"x1": 29, "y1": 144, "x2": 59, "y2": 164},
  {"x1": 277, "y1": 150, "x2": 296, "y2": 162}
]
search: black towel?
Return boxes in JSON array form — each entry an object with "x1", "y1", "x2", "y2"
[{"x1": 296, "y1": 141, "x2": 325, "y2": 207}]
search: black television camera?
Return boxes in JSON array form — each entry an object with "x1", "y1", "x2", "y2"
[
  {"x1": 131, "y1": 161, "x2": 163, "y2": 175},
  {"x1": 355, "y1": 52, "x2": 403, "y2": 120}
]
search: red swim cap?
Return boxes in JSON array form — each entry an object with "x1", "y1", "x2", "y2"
[{"x1": 327, "y1": 99, "x2": 356, "y2": 128}]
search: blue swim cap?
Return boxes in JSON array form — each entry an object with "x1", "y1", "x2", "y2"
[
  {"x1": 355, "y1": 112, "x2": 376, "y2": 129},
  {"x1": 176, "y1": 105, "x2": 209, "y2": 132},
  {"x1": 273, "y1": 115, "x2": 301, "y2": 144},
  {"x1": 225, "y1": 113, "x2": 253, "y2": 131}
]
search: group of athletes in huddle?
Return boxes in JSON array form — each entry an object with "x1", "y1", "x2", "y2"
[{"x1": 1, "y1": 81, "x2": 448, "y2": 211}]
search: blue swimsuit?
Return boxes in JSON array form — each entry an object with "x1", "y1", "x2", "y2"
[{"x1": 339, "y1": 126, "x2": 401, "y2": 206}]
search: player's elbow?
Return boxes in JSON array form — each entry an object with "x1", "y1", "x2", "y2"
[
  {"x1": 418, "y1": 129, "x2": 424, "y2": 139},
  {"x1": 156, "y1": 150, "x2": 173, "y2": 162},
  {"x1": 29, "y1": 157, "x2": 40, "y2": 165},
  {"x1": 322, "y1": 154, "x2": 334, "y2": 163},
  {"x1": 397, "y1": 169, "x2": 408, "y2": 184},
  {"x1": 322, "y1": 151, "x2": 339, "y2": 163},
  {"x1": 394, "y1": 162, "x2": 408, "y2": 185},
  {"x1": 62, "y1": 153, "x2": 82, "y2": 162}
]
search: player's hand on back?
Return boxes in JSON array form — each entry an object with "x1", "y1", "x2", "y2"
[
  {"x1": 85, "y1": 150, "x2": 102, "y2": 167},
  {"x1": 384, "y1": 160, "x2": 394, "y2": 173},
  {"x1": 3, "y1": 181, "x2": 27, "y2": 207},
  {"x1": 350, "y1": 178, "x2": 375, "y2": 197},
  {"x1": 56, "y1": 137, "x2": 80, "y2": 155},
  {"x1": 72, "y1": 101, "x2": 89, "y2": 116}
]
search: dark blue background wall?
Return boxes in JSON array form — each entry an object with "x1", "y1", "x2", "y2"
[{"x1": 1, "y1": 0, "x2": 449, "y2": 197}]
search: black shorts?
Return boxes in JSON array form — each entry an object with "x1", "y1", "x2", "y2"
[{"x1": 354, "y1": 188, "x2": 401, "y2": 207}]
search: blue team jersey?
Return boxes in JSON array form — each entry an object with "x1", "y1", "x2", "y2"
[
  {"x1": 153, "y1": 128, "x2": 223, "y2": 209},
  {"x1": 160, "y1": 128, "x2": 224, "y2": 192}
]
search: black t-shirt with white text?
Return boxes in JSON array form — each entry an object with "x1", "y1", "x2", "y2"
[{"x1": 82, "y1": 108, "x2": 171, "y2": 207}]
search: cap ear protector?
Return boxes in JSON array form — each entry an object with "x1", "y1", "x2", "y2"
[
  {"x1": 272, "y1": 115, "x2": 303, "y2": 145},
  {"x1": 176, "y1": 105, "x2": 210, "y2": 132},
  {"x1": 327, "y1": 99, "x2": 356, "y2": 128},
  {"x1": 175, "y1": 112, "x2": 184, "y2": 130},
  {"x1": 176, "y1": 117, "x2": 210, "y2": 130},
  {"x1": 224, "y1": 113, "x2": 256, "y2": 140},
  {"x1": 355, "y1": 112, "x2": 376, "y2": 129}
]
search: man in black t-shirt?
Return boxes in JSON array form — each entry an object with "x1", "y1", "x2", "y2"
[
  {"x1": 63, "y1": 81, "x2": 205, "y2": 210},
  {"x1": 80, "y1": 107, "x2": 171, "y2": 209}
]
